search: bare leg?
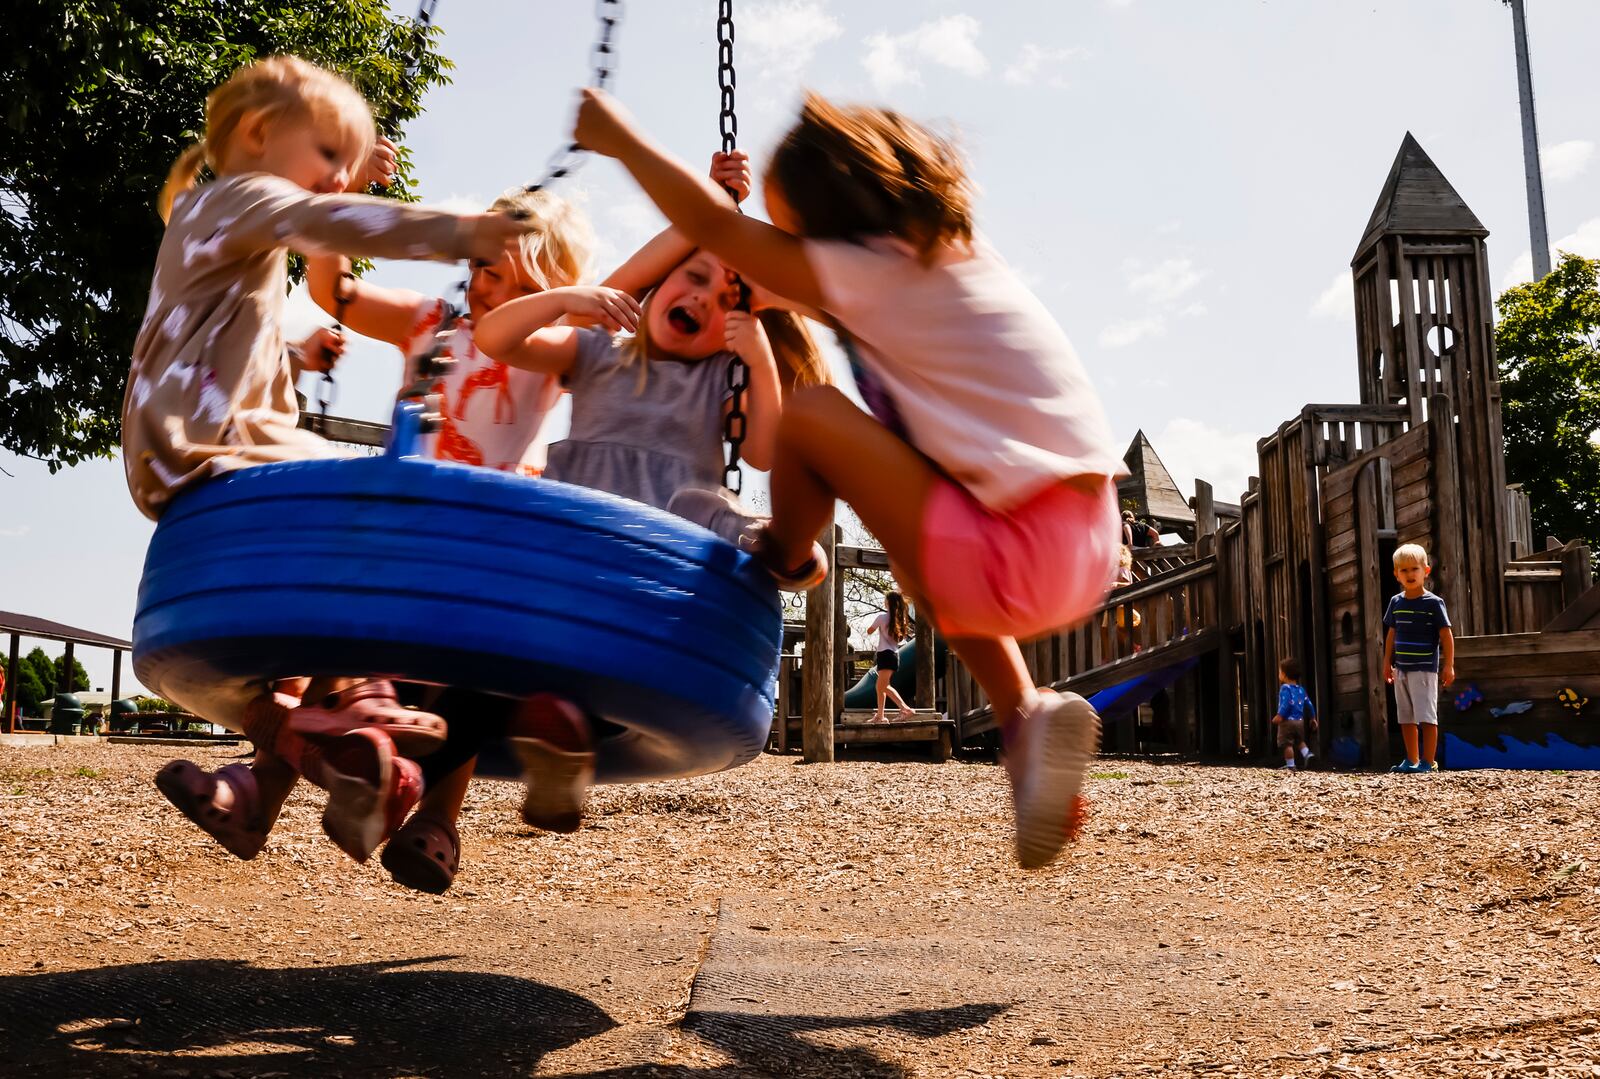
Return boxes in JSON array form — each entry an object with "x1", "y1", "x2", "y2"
[
  {"x1": 1421, "y1": 724, "x2": 1439, "y2": 766},
  {"x1": 416, "y1": 757, "x2": 474, "y2": 824},
  {"x1": 1399, "y1": 723, "x2": 1420, "y2": 766},
  {"x1": 884, "y1": 682, "x2": 916, "y2": 717},
  {"x1": 873, "y1": 670, "x2": 890, "y2": 722}
]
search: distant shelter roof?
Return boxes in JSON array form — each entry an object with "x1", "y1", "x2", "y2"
[{"x1": 0, "y1": 611, "x2": 131, "y2": 650}]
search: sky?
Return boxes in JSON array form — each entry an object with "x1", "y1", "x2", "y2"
[{"x1": 4, "y1": 0, "x2": 1598, "y2": 697}]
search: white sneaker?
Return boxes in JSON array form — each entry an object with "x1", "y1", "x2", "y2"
[
  {"x1": 1004, "y1": 691, "x2": 1101, "y2": 870},
  {"x1": 1301, "y1": 748, "x2": 1314, "y2": 762},
  {"x1": 508, "y1": 694, "x2": 595, "y2": 834},
  {"x1": 667, "y1": 487, "x2": 765, "y2": 547}
]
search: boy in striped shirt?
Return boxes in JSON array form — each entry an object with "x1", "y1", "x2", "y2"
[{"x1": 1382, "y1": 544, "x2": 1455, "y2": 773}]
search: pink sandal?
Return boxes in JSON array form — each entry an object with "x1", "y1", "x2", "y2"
[
  {"x1": 312, "y1": 728, "x2": 424, "y2": 864},
  {"x1": 288, "y1": 679, "x2": 447, "y2": 755},
  {"x1": 154, "y1": 760, "x2": 270, "y2": 861},
  {"x1": 380, "y1": 813, "x2": 461, "y2": 894},
  {"x1": 508, "y1": 693, "x2": 595, "y2": 833}
]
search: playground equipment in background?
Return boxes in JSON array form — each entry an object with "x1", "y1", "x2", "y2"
[
  {"x1": 133, "y1": 401, "x2": 783, "y2": 786},
  {"x1": 841, "y1": 639, "x2": 947, "y2": 711}
]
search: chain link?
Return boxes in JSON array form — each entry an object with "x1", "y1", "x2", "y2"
[
  {"x1": 524, "y1": 0, "x2": 624, "y2": 194},
  {"x1": 716, "y1": 0, "x2": 750, "y2": 495}
]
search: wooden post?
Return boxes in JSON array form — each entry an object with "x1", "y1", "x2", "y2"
[
  {"x1": 1429, "y1": 394, "x2": 1468, "y2": 633},
  {"x1": 833, "y1": 527, "x2": 849, "y2": 712},
  {"x1": 4, "y1": 634, "x2": 18, "y2": 734},
  {"x1": 802, "y1": 514, "x2": 837, "y2": 763},
  {"x1": 111, "y1": 650, "x2": 123, "y2": 709},
  {"x1": 1560, "y1": 546, "x2": 1593, "y2": 609},
  {"x1": 914, "y1": 612, "x2": 935, "y2": 709},
  {"x1": 1194, "y1": 479, "x2": 1216, "y2": 542},
  {"x1": 1355, "y1": 462, "x2": 1390, "y2": 762}
]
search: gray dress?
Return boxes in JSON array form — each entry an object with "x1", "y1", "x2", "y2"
[{"x1": 545, "y1": 328, "x2": 730, "y2": 511}]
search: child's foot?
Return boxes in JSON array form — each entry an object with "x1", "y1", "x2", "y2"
[
  {"x1": 1389, "y1": 759, "x2": 1422, "y2": 774},
  {"x1": 748, "y1": 527, "x2": 829, "y2": 592},
  {"x1": 667, "y1": 487, "x2": 765, "y2": 547},
  {"x1": 871, "y1": 711, "x2": 887, "y2": 724},
  {"x1": 1300, "y1": 747, "x2": 1315, "y2": 763},
  {"x1": 154, "y1": 761, "x2": 270, "y2": 860},
  {"x1": 1279, "y1": 762, "x2": 1297, "y2": 771},
  {"x1": 1003, "y1": 690, "x2": 1101, "y2": 870},
  {"x1": 1419, "y1": 759, "x2": 1440, "y2": 772},
  {"x1": 381, "y1": 812, "x2": 461, "y2": 895},
  {"x1": 313, "y1": 728, "x2": 423, "y2": 864},
  {"x1": 509, "y1": 693, "x2": 595, "y2": 833},
  {"x1": 288, "y1": 679, "x2": 447, "y2": 755}
]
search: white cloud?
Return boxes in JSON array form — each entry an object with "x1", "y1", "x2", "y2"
[
  {"x1": 1003, "y1": 44, "x2": 1084, "y2": 88},
  {"x1": 1541, "y1": 139, "x2": 1595, "y2": 184},
  {"x1": 1178, "y1": 301, "x2": 1208, "y2": 318},
  {"x1": 1098, "y1": 316, "x2": 1167, "y2": 348},
  {"x1": 1149, "y1": 417, "x2": 1261, "y2": 504},
  {"x1": 1311, "y1": 269, "x2": 1354, "y2": 319},
  {"x1": 435, "y1": 193, "x2": 488, "y2": 216},
  {"x1": 744, "y1": 1, "x2": 843, "y2": 86},
  {"x1": 281, "y1": 282, "x2": 329, "y2": 340},
  {"x1": 863, "y1": 15, "x2": 988, "y2": 94},
  {"x1": 1126, "y1": 257, "x2": 1203, "y2": 303},
  {"x1": 0, "y1": 525, "x2": 31, "y2": 538},
  {"x1": 1500, "y1": 216, "x2": 1600, "y2": 290}
]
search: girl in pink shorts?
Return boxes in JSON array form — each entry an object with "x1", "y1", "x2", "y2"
[{"x1": 574, "y1": 90, "x2": 1124, "y2": 870}]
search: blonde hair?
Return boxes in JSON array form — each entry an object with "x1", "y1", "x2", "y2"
[
  {"x1": 1393, "y1": 543, "x2": 1431, "y2": 570},
  {"x1": 486, "y1": 188, "x2": 593, "y2": 292},
  {"x1": 159, "y1": 56, "x2": 376, "y2": 222},
  {"x1": 621, "y1": 252, "x2": 834, "y2": 395},
  {"x1": 1118, "y1": 544, "x2": 1134, "y2": 569},
  {"x1": 766, "y1": 92, "x2": 974, "y2": 263}
]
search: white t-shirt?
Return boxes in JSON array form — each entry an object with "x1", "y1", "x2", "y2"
[
  {"x1": 804, "y1": 237, "x2": 1124, "y2": 511},
  {"x1": 868, "y1": 612, "x2": 899, "y2": 653},
  {"x1": 402, "y1": 298, "x2": 563, "y2": 473}
]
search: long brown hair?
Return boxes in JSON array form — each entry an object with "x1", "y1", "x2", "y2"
[
  {"x1": 886, "y1": 590, "x2": 911, "y2": 643},
  {"x1": 159, "y1": 56, "x2": 375, "y2": 222},
  {"x1": 766, "y1": 92, "x2": 974, "y2": 263}
]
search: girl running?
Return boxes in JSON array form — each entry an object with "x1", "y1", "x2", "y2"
[{"x1": 864, "y1": 590, "x2": 916, "y2": 723}]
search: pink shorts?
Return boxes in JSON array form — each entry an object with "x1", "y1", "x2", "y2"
[{"x1": 919, "y1": 475, "x2": 1120, "y2": 640}]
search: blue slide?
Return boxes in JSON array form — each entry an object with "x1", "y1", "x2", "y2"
[{"x1": 1086, "y1": 657, "x2": 1200, "y2": 723}]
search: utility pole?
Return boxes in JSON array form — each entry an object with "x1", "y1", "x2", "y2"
[{"x1": 1504, "y1": 0, "x2": 1551, "y2": 280}]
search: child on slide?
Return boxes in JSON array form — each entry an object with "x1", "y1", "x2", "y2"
[
  {"x1": 301, "y1": 154, "x2": 759, "y2": 893},
  {"x1": 126, "y1": 56, "x2": 541, "y2": 865},
  {"x1": 573, "y1": 88, "x2": 1125, "y2": 869}
]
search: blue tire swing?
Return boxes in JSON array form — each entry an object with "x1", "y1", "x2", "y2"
[{"x1": 132, "y1": 0, "x2": 783, "y2": 785}]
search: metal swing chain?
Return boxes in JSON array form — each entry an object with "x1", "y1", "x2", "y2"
[
  {"x1": 523, "y1": 0, "x2": 624, "y2": 195},
  {"x1": 717, "y1": 0, "x2": 751, "y2": 496}
]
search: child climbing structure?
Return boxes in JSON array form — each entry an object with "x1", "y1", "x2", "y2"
[{"x1": 801, "y1": 133, "x2": 1597, "y2": 769}]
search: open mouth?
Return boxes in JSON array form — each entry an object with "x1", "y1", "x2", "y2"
[{"x1": 667, "y1": 306, "x2": 701, "y2": 335}]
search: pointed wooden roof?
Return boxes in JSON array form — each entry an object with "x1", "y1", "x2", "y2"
[
  {"x1": 1353, "y1": 133, "x2": 1487, "y2": 261},
  {"x1": 1116, "y1": 431, "x2": 1194, "y2": 526}
]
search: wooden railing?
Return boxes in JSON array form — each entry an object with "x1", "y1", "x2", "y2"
[
  {"x1": 1504, "y1": 543, "x2": 1594, "y2": 634},
  {"x1": 946, "y1": 556, "x2": 1222, "y2": 735},
  {"x1": 1302, "y1": 404, "x2": 1411, "y2": 472},
  {"x1": 1131, "y1": 542, "x2": 1196, "y2": 579}
]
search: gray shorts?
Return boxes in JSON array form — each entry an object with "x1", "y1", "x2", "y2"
[{"x1": 1394, "y1": 669, "x2": 1439, "y2": 726}]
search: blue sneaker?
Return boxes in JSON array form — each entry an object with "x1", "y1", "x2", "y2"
[
  {"x1": 1389, "y1": 759, "x2": 1421, "y2": 774},
  {"x1": 1419, "y1": 760, "x2": 1440, "y2": 773}
]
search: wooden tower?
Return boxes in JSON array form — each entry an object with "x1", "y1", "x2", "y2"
[{"x1": 1349, "y1": 134, "x2": 1507, "y2": 634}]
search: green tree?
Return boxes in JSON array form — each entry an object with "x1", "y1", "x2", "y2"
[
  {"x1": 1496, "y1": 252, "x2": 1600, "y2": 548},
  {"x1": 0, "y1": 0, "x2": 450, "y2": 469},
  {"x1": 11, "y1": 645, "x2": 89, "y2": 712}
]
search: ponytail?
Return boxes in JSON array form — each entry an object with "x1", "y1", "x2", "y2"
[{"x1": 158, "y1": 142, "x2": 209, "y2": 223}]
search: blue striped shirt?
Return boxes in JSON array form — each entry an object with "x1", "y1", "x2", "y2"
[{"x1": 1383, "y1": 590, "x2": 1451, "y2": 672}]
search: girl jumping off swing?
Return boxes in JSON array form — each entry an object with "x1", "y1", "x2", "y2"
[
  {"x1": 572, "y1": 88, "x2": 1124, "y2": 869},
  {"x1": 126, "y1": 55, "x2": 540, "y2": 866}
]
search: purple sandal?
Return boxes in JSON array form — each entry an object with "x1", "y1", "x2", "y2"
[{"x1": 154, "y1": 760, "x2": 270, "y2": 861}]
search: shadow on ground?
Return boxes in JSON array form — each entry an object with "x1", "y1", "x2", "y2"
[{"x1": 0, "y1": 958, "x2": 1006, "y2": 1078}]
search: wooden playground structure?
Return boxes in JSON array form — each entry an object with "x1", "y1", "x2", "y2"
[{"x1": 781, "y1": 134, "x2": 1599, "y2": 770}]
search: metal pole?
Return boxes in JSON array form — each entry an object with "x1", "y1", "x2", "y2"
[{"x1": 1505, "y1": 0, "x2": 1551, "y2": 280}]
